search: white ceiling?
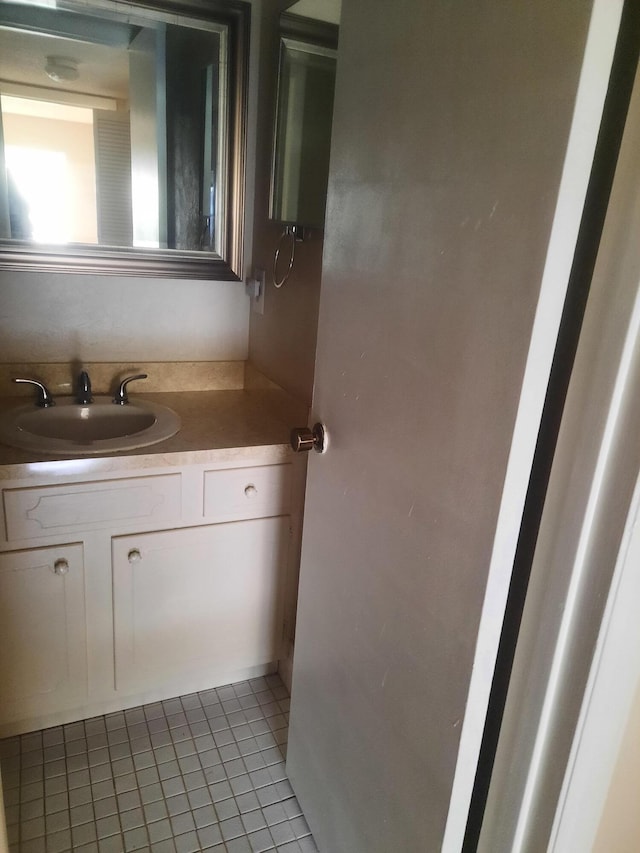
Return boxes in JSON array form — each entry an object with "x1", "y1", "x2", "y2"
[{"x1": 0, "y1": 27, "x2": 129, "y2": 101}]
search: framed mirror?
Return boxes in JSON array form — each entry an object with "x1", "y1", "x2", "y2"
[
  {"x1": 270, "y1": 5, "x2": 337, "y2": 230},
  {"x1": 0, "y1": 0, "x2": 249, "y2": 279}
]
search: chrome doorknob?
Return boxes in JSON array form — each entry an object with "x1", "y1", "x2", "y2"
[{"x1": 290, "y1": 423, "x2": 326, "y2": 453}]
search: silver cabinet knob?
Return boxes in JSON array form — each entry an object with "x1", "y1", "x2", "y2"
[
  {"x1": 128, "y1": 548, "x2": 142, "y2": 564},
  {"x1": 244, "y1": 484, "x2": 258, "y2": 497},
  {"x1": 290, "y1": 423, "x2": 327, "y2": 453},
  {"x1": 54, "y1": 558, "x2": 69, "y2": 575}
]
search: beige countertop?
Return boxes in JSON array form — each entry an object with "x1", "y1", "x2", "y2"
[{"x1": 0, "y1": 389, "x2": 309, "y2": 480}]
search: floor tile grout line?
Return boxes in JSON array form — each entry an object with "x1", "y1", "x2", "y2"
[{"x1": 1, "y1": 674, "x2": 314, "y2": 853}]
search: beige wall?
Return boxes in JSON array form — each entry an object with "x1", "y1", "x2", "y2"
[
  {"x1": 247, "y1": 0, "x2": 325, "y2": 404},
  {"x1": 594, "y1": 679, "x2": 640, "y2": 853},
  {"x1": 3, "y1": 112, "x2": 98, "y2": 244},
  {"x1": 0, "y1": 273, "x2": 248, "y2": 362}
]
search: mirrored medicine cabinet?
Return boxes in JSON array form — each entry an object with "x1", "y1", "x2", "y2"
[
  {"x1": 270, "y1": 3, "x2": 338, "y2": 231},
  {"x1": 0, "y1": 0, "x2": 249, "y2": 279},
  {"x1": 268, "y1": 1, "x2": 338, "y2": 287}
]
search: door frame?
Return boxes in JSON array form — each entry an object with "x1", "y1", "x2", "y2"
[
  {"x1": 442, "y1": 1, "x2": 625, "y2": 848},
  {"x1": 550, "y1": 463, "x2": 640, "y2": 850},
  {"x1": 470, "y1": 7, "x2": 640, "y2": 849}
]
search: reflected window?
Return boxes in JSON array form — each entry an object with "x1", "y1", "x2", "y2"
[
  {"x1": 3, "y1": 97, "x2": 97, "y2": 244},
  {"x1": 6, "y1": 146, "x2": 70, "y2": 243}
]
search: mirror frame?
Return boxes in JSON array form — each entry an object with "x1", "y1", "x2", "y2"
[{"x1": 0, "y1": 0, "x2": 249, "y2": 280}]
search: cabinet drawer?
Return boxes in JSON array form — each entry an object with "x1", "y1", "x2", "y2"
[
  {"x1": 4, "y1": 474, "x2": 181, "y2": 541},
  {"x1": 203, "y1": 464, "x2": 291, "y2": 521}
]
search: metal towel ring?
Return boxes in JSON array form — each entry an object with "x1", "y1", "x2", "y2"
[{"x1": 273, "y1": 226, "x2": 297, "y2": 288}]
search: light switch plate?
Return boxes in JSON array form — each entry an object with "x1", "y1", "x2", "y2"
[{"x1": 248, "y1": 267, "x2": 265, "y2": 315}]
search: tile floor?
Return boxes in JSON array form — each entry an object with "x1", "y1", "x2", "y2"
[{"x1": 0, "y1": 674, "x2": 317, "y2": 853}]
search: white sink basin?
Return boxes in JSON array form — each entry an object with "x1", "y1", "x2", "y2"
[{"x1": 0, "y1": 396, "x2": 181, "y2": 456}]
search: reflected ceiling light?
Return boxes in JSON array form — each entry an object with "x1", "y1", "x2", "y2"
[
  {"x1": 12, "y1": 0, "x2": 56, "y2": 6},
  {"x1": 45, "y1": 56, "x2": 79, "y2": 83}
]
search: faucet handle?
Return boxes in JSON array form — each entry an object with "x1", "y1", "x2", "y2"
[
  {"x1": 114, "y1": 374, "x2": 148, "y2": 405},
  {"x1": 12, "y1": 377, "x2": 55, "y2": 408}
]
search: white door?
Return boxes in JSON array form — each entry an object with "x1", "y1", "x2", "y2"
[{"x1": 285, "y1": 1, "x2": 621, "y2": 851}]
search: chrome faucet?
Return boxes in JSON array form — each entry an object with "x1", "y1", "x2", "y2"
[
  {"x1": 12, "y1": 377, "x2": 55, "y2": 408},
  {"x1": 113, "y1": 373, "x2": 148, "y2": 405},
  {"x1": 76, "y1": 370, "x2": 93, "y2": 404}
]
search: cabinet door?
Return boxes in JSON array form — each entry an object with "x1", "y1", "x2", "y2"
[
  {"x1": 112, "y1": 518, "x2": 290, "y2": 694},
  {"x1": 0, "y1": 544, "x2": 87, "y2": 725}
]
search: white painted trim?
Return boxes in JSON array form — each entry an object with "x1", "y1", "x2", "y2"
[
  {"x1": 549, "y1": 456, "x2": 640, "y2": 851},
  {"x1": 513, "y1": 276, "x2": 640, "y2": 850},
  {"x1": 0, "y1": 82, "x2": 117, "y2": 111},
  {"x1": 441, "y1": 1, "x2": 624, "y2": 849}
]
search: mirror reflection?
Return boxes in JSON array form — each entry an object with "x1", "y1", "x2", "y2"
[
  {"x1": 0, "y1": 0, "x2": 230, "y2": 256},
  {"x1": 271, "y1": 38, "x2": 336, "y2": 228},
  {"x1": 270, "y1": 0, "x2": 338, "y2": 230}
]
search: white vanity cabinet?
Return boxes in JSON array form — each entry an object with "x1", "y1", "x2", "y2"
[
  {"x1": 0, "y1": 452, "x2": 301, "y2": 736},
  {"x1": 112, "y1": 517, "x2": 289, "y2": 694},
  {"x1": 0, "y1": 543, "x2": 87, "y2": 724}
]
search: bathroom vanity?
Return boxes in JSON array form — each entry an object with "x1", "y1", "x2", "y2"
[{"x1": 0, "y1": 379, "x2": 307, "y2": 738}]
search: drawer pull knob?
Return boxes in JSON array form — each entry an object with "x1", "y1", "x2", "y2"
[
  {"x1": 244, "y1": 484, "x2": 258, "y2": 498},
  {"x1": 128, "y1": 548, "x2": 142, "y2": 564},
  {"x1": 53, "y1": 558, "x2": 69, "y2": 576}
]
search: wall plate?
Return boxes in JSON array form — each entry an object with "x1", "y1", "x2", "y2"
[{"x1": 246, "y1": 267, "x2": 266, "y2": 315}]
